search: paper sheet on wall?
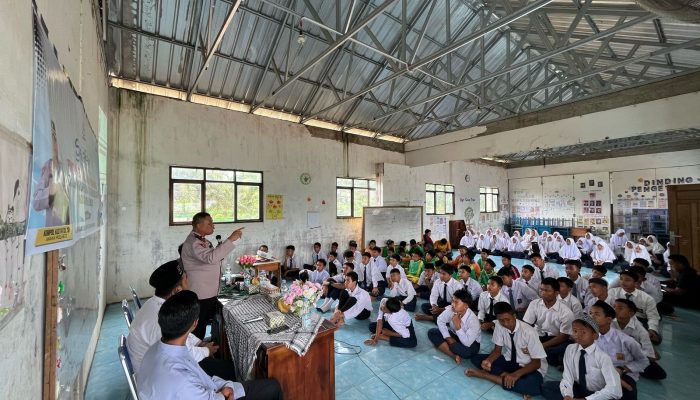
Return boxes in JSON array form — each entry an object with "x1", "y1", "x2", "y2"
[
  {"x1": 265, "y1": 195, "x2": 283, "y2": 220},
  {"x1": 307, "y1": 211, "x2": 320, "y2": 229}
]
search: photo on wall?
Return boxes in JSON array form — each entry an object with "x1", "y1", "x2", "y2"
[
  {"x1": 589, "y1": 180, "x2": 595, "y2": 186},
  {"x1": 580, "y1": 182, "x2": 586, "y2": 188}
]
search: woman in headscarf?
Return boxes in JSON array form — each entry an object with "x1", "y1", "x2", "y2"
[
  {"x1": 577, "y1": 237, "x2": 592, "y2": 266},
  {"x1": 475, "y1": 234, "x2": 488, "y2": 252},
  {"x1": 545, "y1": 235, "x2": 564, "y2": 263},
  {"x1": 623, "y1": 240, "x2": 635, "y2": 265},
  {"x1": 627, "y1": 243, "x2": 651, "y2": 265},
  {"x1": 537, "y1": 231, "x2": 550, "y2": 255},
  {"x1": 498, "y1": 232, "x2": 510, "y2": 252},
  {"x1": 459, "y1": 229, "x2": 477, "y2": 252},
  {"x1": 584, "y1": 232, "x2": 601, "y2": 246},
  {"x1": 609, "y1": 228, "x2": 628, "y2": 257},
  {"x1": 491, "y1": 234, "x2": 504, "y2": 255},
  {"x1": 645, "y1": 235, "x2": 666, "y2": 269},
  {"x1": 559, "y1": 238, "x2": 582, "y2": 261},
  {"x1": 591, "y1": 241, "x2": 616, "y2": 269},
  {"x1": 507, "y1": 236, "x2": 526, "y2": 259}
]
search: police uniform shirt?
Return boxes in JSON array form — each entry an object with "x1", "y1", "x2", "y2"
[
  {"x1": 461, "y1": 277, "x2": 483, "y2": 302},
  {"x1": 377, "y1": 308, "x2": 412, "y2": 338},
  {"x1": 558, "y1": 293, "x2": 583, "y2": 315},
  {"x1": 477, "y1": 290, "x2": 510, "y2": 321},
  {"x1": 560, "y1": 343, "x2": 622, "y2": 400},
  {"x1": 429, "y1": 278, "x2": 463, "y2": 306},
  {"x1": 437, "y1": 306, "x2": 480, "y2": 347},
  {"x1": 387, "y1": 277, "x2": 416, "y2": 305},
  {"x1": 612, "y1": 316, "x2": 655, "y2": 359},
  {"x1": 608, "y1": 288, "x2": 660, "y2": 332},
  {"x1": 522, "y1": 298, "x2": 575, "y2": 337},
  {"x1": 493, "y1": 320, "x2": 548, "y2": 377},
  {"x1": 180, "y1": 231, "x2": 236, "y2": 299},
  {"x1": 596, "y1": 328, "x2": 650, "y2": 381},
  {"x1": 500, "y1": 280, "x2": 538, "y2": 311}
]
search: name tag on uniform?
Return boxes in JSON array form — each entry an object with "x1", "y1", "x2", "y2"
[
  {"x1": 521, "y1": 347, "x2": 530, "y2": 355},
  {"x1": 616, "y1": 353, "x2": 625, "y2": 361}
]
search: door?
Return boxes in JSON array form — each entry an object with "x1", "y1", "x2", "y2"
[{"x1": 667, "y1": 184, "x2": 700, "y2": 271}]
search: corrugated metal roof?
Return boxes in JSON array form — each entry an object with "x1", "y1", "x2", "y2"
[{"x1": 106, "y1": 0, "x2": 700, "y2": 141}]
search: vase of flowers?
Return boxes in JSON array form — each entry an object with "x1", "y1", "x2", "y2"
[
  {"x1": 237, "y1": 255, "x2": 257, "y2": 284},
  {"x1": 283, "y1": 280, "x2": 322, "y2": 329}
]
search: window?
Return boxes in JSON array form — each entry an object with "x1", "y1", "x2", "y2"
[
  {"x1": 480, "y1": 187, "x2": 499, "y2": 213},
  {"x1": 169, "y1": 166, "x2": 263, "y2": 225},
  {"x1": 425, "y1": 183, "x2": 454, "y2": 215},
  {"x1": 336, "y1": 178, "x2": 379, "y2": 218}
]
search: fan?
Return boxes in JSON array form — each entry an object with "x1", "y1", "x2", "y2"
[{"x1": 636, "y1": 0, "x2": 700, "y2": 23}]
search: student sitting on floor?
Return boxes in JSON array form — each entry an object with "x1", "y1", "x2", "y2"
[
  {"x1": 369, "y1": 246, "x2": 388, "y2": 281},
  {"x1": 318, "y1": 262, "x2": 354, "y2": 312},
  {"x1": 613, "y1": 299, "x2": 666, "y2": 381},
  {"x1": 343, "y1": 250, "x2": 362, "y2": 284},
  {"x1": 326, "y1": 251, "x2": 342, "y2": 276},
  {"x1": 477, "y1": 276, "x2": 509, "y2": 332},
  {"x1": 416, "y1": 265, "x2": 462, "y2": 322},
  {"x1": 136, "y1": 290, "x2": 283, "y2": 400},
  {"x1": 467, "y1": 302, "x2": 548, "y2": 399},
  {"x1": 477, "y1": 249, "x2": 491, "y2": 272},
  {"x1": 450, "y1": 245, "x2": 470, "y2": 268},
  {"x1": 434, "y1": 238, "x2": 452, "y2": 259},
  {"x1": 282, "y1": 245, "x2": 301, "y2": 280},
  {"x1": 386, "y1": 254, "x2": 407, "y2": 281},
  {"x1": 478, "y1": 258, "x2": 499, "y2": 289},
  {"x1": 590, "y1": 300, "x2": 648, "y2": 400},
  {"x1": 428, "y1": 289, "x2": 480, "y2": 364},
  {"x1": 500, "y1": 254, "x2": 521, "y2": 279},
  {"x1": 529, "y1": 253, "x2": 561, "y2": 289},
  {"x1": 507, "y1": 236, "x2": 527, "y2": 259},
  {"x1": 588, "y1": 264, "x2": 608, "y2": 280},
  {"x1": 364, "y1": 297, "x2": 417, "y2": 348},
  {"x1": 557, "y1": 277, "x2": 583, "y2": 315},
  {"x1": 386, "y1": 267, "x2": 417, "y2": 312},
  {"x1": 584, "y1": 277, "x2": 614, "y2": 312},
  {"x1": 458, "y1": 265, "x2": 483, "y2": 311},
  {"x1": 347, "y1": 241, "x2": 362, "y2": 264},
  {"x1": 330, "y1": 272, "x2": 372, "y2": 327},
  {"x1": 364, "y1": 250, "x2": 387, "y2": 298},
  {"x1": 498, "y1": 267, "x2": 538, "y2": 317},
  {"x1": 309, "y1": 259, "x2": 330, "y2": 285},
  {"x1": 540, "y1": 312, "x2": 622, "y2": 400},
  {"x1": 415, "y1": 263, "x2": 438, "y2": 299},
  {"x1": 564, "y1": 259, "x2": 588, "y2": 303},
  {"x1": 303, "y1": 242, "x2": 327, "y2": 271},
  {"x1": 406, "y1": 250, "x2": 424, "y2": 284},
  {"x1": 592, "y1": 242, "x2": 617, "y2": 271},
  {"x1": 523, "y1": 277, "x2": 575, "y2": 366},
  {"x1": 516, "y1": 264, "x2": 536, "y2": 291},
  {"x1": 663, "y1": 254, "x2": 700, "y2": 311},
  {"x1": 365, "y1": 239, "x2": 378, "y2": 253},
  {"x1": 608, "y1": 270, "x2": 661, "y2": 345}
]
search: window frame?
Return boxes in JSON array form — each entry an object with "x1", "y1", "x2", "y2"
[
  {"x1": 169, "y1": 166, "x2": 264, "y2": 226},
  {"x1": 479, "y1": 186, "x2": 500, "y2": 213},
  {"x1": 425, "y1": 183, "x2": 455, "y2": 216},
  {"x1": 336, "y1": 177, "x2": 379, "y2": 219}
]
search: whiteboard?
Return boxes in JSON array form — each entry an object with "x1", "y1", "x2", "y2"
[{"x1": 362, "y1": 206, "x2": 423, "y2": 248}]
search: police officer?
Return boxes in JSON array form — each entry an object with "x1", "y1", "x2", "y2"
[{"x1": 180, "y1": 212, "x2": 244, "y2": 339}]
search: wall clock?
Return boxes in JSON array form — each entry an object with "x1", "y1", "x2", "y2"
[
  {"x1": 464, "y1": 174, "x2": 470, "y2": 182},
  {"x1": 300, "y1": 173, "x2": 311, "y2": 185}
]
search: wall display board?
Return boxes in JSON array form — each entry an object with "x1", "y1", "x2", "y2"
[
  {"x1": 542, "y1": 175, "x2": 575, "y2": 219},
  {"x1": 509, "y1": 177, "x2": 542, "y2": 218},
  {"x1": 362, "y1": 207, "x2": 423, "y2": 248},
  {"x1": 573, "y1": 172, "x2": 610, "y2": 235}
]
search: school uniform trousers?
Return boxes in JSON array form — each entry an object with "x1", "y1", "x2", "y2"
[
  {"x1": 394, "y1": 295, "x2": 417, "y2": 312},
  {"x1": 368, "y1": 319, "x2": 417, "y2": 348},
  {"x1": 338, "y1": 290, "x2": 371, "y2": 320},
  {"x1": 470, "y1": 355, "x2": 544, "y2": 396},
  {"x1": 427, "y1": 329, "x2": 480, "y2": 359}
]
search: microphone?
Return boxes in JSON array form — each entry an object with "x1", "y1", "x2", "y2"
[{"x1": 215, "y1": 235, "x2": 223, "y2": 247}]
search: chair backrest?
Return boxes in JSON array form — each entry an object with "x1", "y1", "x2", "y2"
[
  {"x1": 118, "y1": 334, "x2": 139, "y2": 400},
  {"x1": 129, "y1": 285, "x2": 142, "y2": 309},
  {"x1": 122, "y1": 299, "x2": 133, "y2": 328}
]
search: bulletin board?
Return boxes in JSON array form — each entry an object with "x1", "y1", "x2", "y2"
[
  {"x1": 541, "y1": 175, "x2": 575, "y2": 219},
  {"x1": 573, "y1": 172, "x2": 610, "y2": 235},
  {"x1": 509, "y1": 177, "x2": 542, "y2": 218}
]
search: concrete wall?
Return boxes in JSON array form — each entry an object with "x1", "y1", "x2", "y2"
[
  {"x1": 107, "y1": 89, "x2": 405, "y2": 303},
  {"x1": 404, "y1": 92, "x2": 700, "y2": 167},
  {"x1": 0, "y1": 0, "x2": 108, "y2": 398}
]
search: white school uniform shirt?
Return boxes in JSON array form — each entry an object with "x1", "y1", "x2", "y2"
[
  {"x1": 560, "y1": 343, "x2": 622, "y2": 400},
  {"x1": 608, "y1": 276, "x2": 662, "y2": 304},
  {"x1": 460, "y1": 234, "x2": 476, "y2": 248},
  {"x1": 529, "y1": 264, "x2": 560, "y2": 290},
  {"x1": 352, "y1": 250, "x2": 363, "y2": 262},
  {"x1": 584, "y1": 293, "x2": 615, "y2": 313},
  {"x1": 386, "y1": 263, "x2": 407, "y2": 281},
  {"x1": 329, "y1": 258, "x2": 343, "y2": 272},
  {"x1": 493, "y1": 320, "x2": 548, "y2": 377},
  {"x1": 377, "y1": 308, "x2": 413, "y2": 339},
  {"x1": 558, "y1": 293, "x2": 583, "y2": 316},
  {"x1": 477, "y1": 290, "x2": 510, "y2": 321},
  {"x1": 310, "y1": 250, "x2": 327, "y2": 265},
  {"x1": 429, "y1": 278, "x2": 463, "y2": 306},
  {"x1": 437, "y1": 306, "x2": 480, "y2": 346},
  {"x1": 515, "y1": 276, "x2": 536, "y2": 292},
  {"x1": 365, "y1": 261, "x2": 385, "y2": 287},
  {"x1": 126, "y1": 296, "x2": 209, "y2": 374},
  {"x1": 501, "y1": 280, "x2": 538, "y2": 312},
  {"x1": 569, "y1": 275, "x2": 589, "y2": 303},
  {"x1": 596, "y1": 328, "x2": 650, "y2": 381},
  {"x1": 460, "y1": 277, "x2": 483, "y2": 301},
  {"x1": 607, "y1": 287, "x2": 660, "y2": 332},
  {"x1": 387, "y1": 278, "x2": 416, "y2": 305},
  {"x1": 310, "y1": 269, "x2": 330, "y2": 284},
  {"x1": 612, "y1": 317, "x2": 655, "y2": 359},
  {"x1": 523, "y1": 298, "x2": 575, "y2": 337},
  {"x1": 356, "y1": 261, "x2": 368, "y2": 283},
  {"x1": 343, "y1": 286, "x2": 373, "y2": 319},
  {"x1": 330, "y1": 272, "x2": 345, "y2": 283},
  {"x1": 418, "y1": 271, "x2": 439, "y2": 286},
  {"x1": 371, "y1": 256, "x2": 388, "y2": 274}
]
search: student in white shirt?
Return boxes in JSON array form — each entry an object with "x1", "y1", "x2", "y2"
[
  {"x1": 540, "y1": 312, "x2": 622, "y2": 400},
  {"x1": 356, "y1": 252, "x2": 371, "y2": 290},
  {"x1": 608, "y1": 270, "x2": 661, "y2": 344},
  {"x1": 584, "y1": 277, "x2": 615, "y2": 312},
  {"x1": 467, "y1": 302, "x2": 548, "y2": 398},
  {"x1": 347, "y1": 241, "x2": 363, "y2": 265},
  {"x1": 309, "y1": 259, "x2": 330, "y2": 285},
  {"x1": 590, "y1": 301, "x2": 648, "y2": 400},
  {"x1": 477, "y1": 276, "x2": 510, "y2": 332},
  {"x1": 564, "y1": 259, "x2": 589, "y2": 303},
  {"x1": 415, "y1": 263, "x2": 438, "y2": 299},
  {"x1": 327, "y1": 251, "x2": 342, "y2": 276},
  {"x1": 497, "y1": 267, "x2": 538, "y2": 317},
  {"x1": 127, "y1": 260, "x2": 233, "y2": 378},
  {"x1": 386, "y1": 267, "x2": 417, "y2": 311},
  {"x1": 557, "y1": 277, "x2": 584, "y2": 315},
  {"x1": 386, "y1": 254, "x2": 407, "y2": 281},
  {"x1": 516, "y1": 264, "x2": 537, "y2": 291},
  {"x1": 304, "y1": 242, "x2": 327, "y2": 271},
  {"x1": 523, "y1": 277, "x2": 575, "y2": 366},
  {"x1": 416, "y1": 265, "x2": 462, "y2": 322},
  {"x1": 613, "y1": 299, "x2": 666, "y2": 381},
  {"x1": 427, "y1": 289, "x2": 481, "y2": 363},
  {"x1": 330, "y1": 272, "x2": 372, "y2": 327},
  {"x1": 317, "y1": 262, "x2": 354, "y2": 312},
  {"x1": 343, "y1": 250, "x2": 363, "y2": 283},
  {"x1": 364, "y1": 297, "x2": 417, "y2": 348},
  {"x1": 529, "y1": 253, "x2": 560, "y2": 290},
  {"x1": 282, "y1": 245, "x2": 301, "y2": 280},
  {"x1": 363, "y1": 250, "x2": 387, "y2": 298},
  {"x1": 457, "y1": 264, "x2": 483, "y2": 312}
]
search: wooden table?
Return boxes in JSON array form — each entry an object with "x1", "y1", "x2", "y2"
[
  {"x1": 253, "y1": 320, "x2": 337, "y2": 400},
  {"x1": 254, "y1": 260, "x2": 281, "y2": 287}
]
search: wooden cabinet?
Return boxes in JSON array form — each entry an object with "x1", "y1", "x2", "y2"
[{"x1": 449, "y1": 220, "x2": 466, "y2": 248}]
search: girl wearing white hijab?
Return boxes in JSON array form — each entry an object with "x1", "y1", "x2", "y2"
[
  {"x1": 558, "y1": 238, "x2": 582, "y2": 261},
  {"x1": 591, "y1": 241, "x2": 615, "y2": 268},
  {"x1": 609, "y1": 228, "x2": 628, "y2": 256},
  {"x1": 522, "y1": 228, "x2": 532, "y2": 244},
  {"x1": 627, "y1": 243, "x2": 651, "y2": 265},
  {"x1": 475, "y1": 234, "x2": 488, "y2": 251},
  {"x1": 491, "y1": 234, "x2": 504, "y2": 255},
  {"x1": 459, "y1": 230, "x2": 477, "y2": 250},
  {"x1": 544, "y1": 235, "x2": 562, "y2": 263},
  {"x1": 584, "y1": 232, "x2": 601, "y2": 245},
  {"x1": 498, "y1": 232, "x2": 510, "y2": 250},
  {"x1": 661, "y1": 243, "x2": 671, "y2": 277},
  {"x1": 507, "y1": 236, "x2": 526, "y2": 259},
  {"x1": 577, "y1": 237, "x2": 593, "y2": 266},
  {"x1": 645, "y1": 235, "x2": 666, "y2": 269},
  {"x1": 623, "y1": 240, "x2": 635, "y2": 264},
  {"x1": 537, "y1": 231, "x2": 550, "y2": 253}
]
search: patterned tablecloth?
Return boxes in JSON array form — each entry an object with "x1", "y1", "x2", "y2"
[{"x1": 221, "y1": 294, "x2": 324, "y2": 381}]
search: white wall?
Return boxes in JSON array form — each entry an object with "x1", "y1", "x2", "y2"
[
  {"x1": 404, "y1": 92, "x2": 700, "y2": 167},
  {"x1": 107, "y1": 89, "x2": 405, "y2": 303},
  {"x1": 0, "y1": 0, "x2": 108, "y2": 398}
]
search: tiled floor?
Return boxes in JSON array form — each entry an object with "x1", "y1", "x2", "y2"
[{"x1": 86, "y1": 256, "x2": 700, "y2": 399}]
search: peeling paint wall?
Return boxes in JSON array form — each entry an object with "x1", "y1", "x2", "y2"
[
  {"x1": 0, "y1": 0, "x2": 108, "y2": 397},
  {"x1": 107, "y1": 89, "x2": 406, "y2": 303}
]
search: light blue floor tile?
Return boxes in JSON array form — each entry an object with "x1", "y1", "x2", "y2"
[
  {"x1": 336, "y1": 387, "x2": 369, "y2": 400},
  {"x1": 480, "y1": 384, "x2": 527, "y2": 400}
]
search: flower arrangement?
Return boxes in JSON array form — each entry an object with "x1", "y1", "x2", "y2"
[
  {"x1": 283, "y1": 280, "x2": 322, "y2": 316},
  {"x1": 237, "y1": 255, "x2": 257, "y2": 269}
]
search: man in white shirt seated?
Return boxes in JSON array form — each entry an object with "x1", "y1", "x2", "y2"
[
  {"x1": 416, "y1": 265, "x2": 463, "y2": 322},
  {"x1": 427, "y1": 289, "x2": 481, "y2": 363},
  {"x1": 137, "y1": 290, "x2": 282, "y2": 400},
  {"x1": 386, "y1": 267, "x2": 417, "y2": 311},
  {"x1": 497, "y1": 267, "x2": 538, "y2": 318},
  {"x1": 330, "y1": 272, "x2": 373, "y2": 327},
  {"x1": 365, "y1": 297, "x2": 417, "y2": 348},
  {"x1": 608, "y1": 270, "x2": 661, "y2": 344},
  {"x1": 127, "y1": 260, "x2": 235, "y2": 379}
]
